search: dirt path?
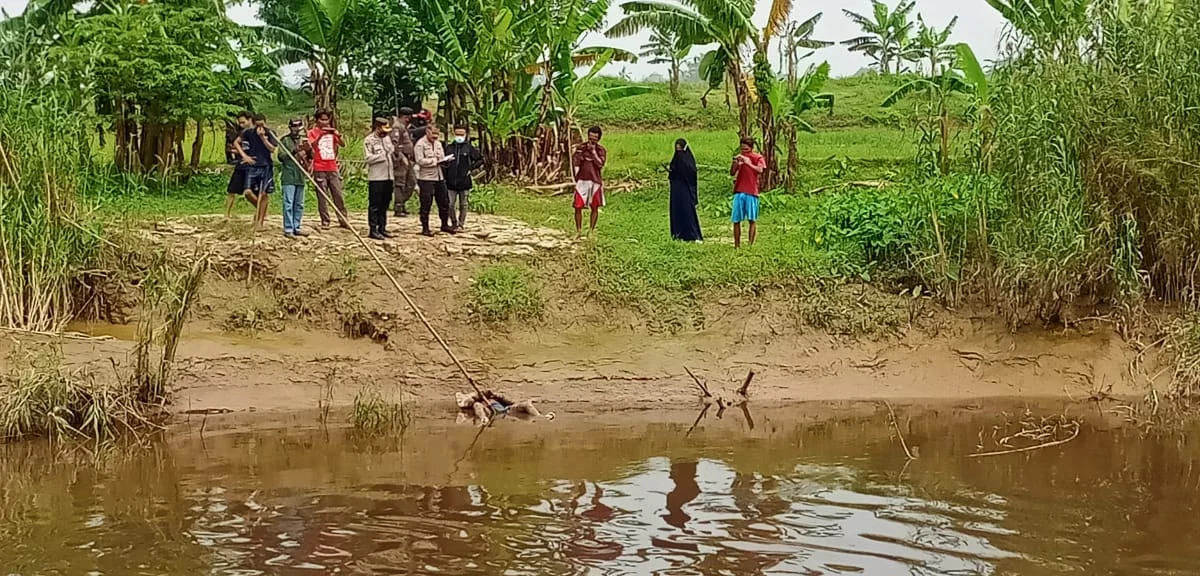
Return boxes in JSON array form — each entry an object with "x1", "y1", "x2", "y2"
[{"x1": 14, "y1": 213, "x2": 1156, "y2": 416}]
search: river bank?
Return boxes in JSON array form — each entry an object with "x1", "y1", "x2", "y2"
[{"x1": 6, "y1": 212, "x2": 1168, "y2": 419}]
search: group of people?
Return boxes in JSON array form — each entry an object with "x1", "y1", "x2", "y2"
[
  {"x1": 578, "y1": 128, "x2": 766, "y2": 248},
  {"x1": 225, "y1": 109, "x2": 767, "y2": 248},
  {"x1": 224, "y1": 107, "x2": 484, "y2": 239}
]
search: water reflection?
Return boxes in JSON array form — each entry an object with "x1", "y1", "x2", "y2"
[{"x1": 2, "y1": 402, "x2": 1200, "y2": 575}]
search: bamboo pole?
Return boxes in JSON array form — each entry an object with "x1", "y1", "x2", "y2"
[{"x1": 276, "y1": 136, "x2": 486, "y2": 402}]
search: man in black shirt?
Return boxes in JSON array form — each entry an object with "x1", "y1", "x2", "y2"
[
  {"x1": 224, "y1": 111, "x2": 253, "y2": 219},
  {"x1": 233, "y1": 113, "x2": 280, "y2": 228}
]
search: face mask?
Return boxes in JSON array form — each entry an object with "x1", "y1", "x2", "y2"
[{"x1": 454, "y1": 136, "x2": 466, "y2": 144}]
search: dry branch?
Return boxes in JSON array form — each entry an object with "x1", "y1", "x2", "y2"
[
  {"x1": 684, "y1": 366, "x2": 711, "y2": 397},
  {"x1": 737, "y1": 370, "x2": 755, "y2": 397},
  {"x1": 966, "y1": 421, "x2": 1080, "y2": 458},
  {"x1": 882, "y1": 401, "x2": 917, "y2": 461}
]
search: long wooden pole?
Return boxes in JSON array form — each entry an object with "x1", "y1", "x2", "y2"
[{"x1": 277, "y1": 134, "x2": 485, "y2": 401}]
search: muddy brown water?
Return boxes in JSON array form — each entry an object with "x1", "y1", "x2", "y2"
[{"x1": 2, "y1": 401, "x2": 1199, "y2": 575}]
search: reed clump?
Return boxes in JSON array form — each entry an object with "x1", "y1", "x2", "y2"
[
  {"x1": 0, "y1": 346, "x2": 156, "y2": 441},
  {"x1": 351, "y1": 384, "x2": 409, "y2": 434},
  {"x1": 987, "y1": 0, "x2": 1200, "y2": 324}
]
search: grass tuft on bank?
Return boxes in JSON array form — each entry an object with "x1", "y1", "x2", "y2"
[{"x1": 468, "y1": 264, "x2": 544, "y2": 323}]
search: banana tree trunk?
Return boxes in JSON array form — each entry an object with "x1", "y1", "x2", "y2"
[
  {"x1": 786, "y1": 125, "x2": 798, "y2": 191},
  {"x1": 670, "y1": 61, "x2": 680, "y2": 100},
  {"x1": 757, "y1": 96, "x2": 777, "y2": 191},
  {"x1": 729, "y1": 59, "x2": 751, "y2": 139},
  {"x1": 310, "y1": 59, "x2": 337, "y2": 124}
]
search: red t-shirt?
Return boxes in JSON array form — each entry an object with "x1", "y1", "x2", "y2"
[
  {"x1": 734, "y1": 152, "x2": 765, "y2": 196},
  {"x1": 307, "y1": 127, "x2": 343, "y2": 172}
]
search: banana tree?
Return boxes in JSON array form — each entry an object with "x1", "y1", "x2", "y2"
[
  {"x1": 528, "y1": 0, "x2": 634, "y2": 129},
  {"x1": 954, "y1": 42, "x2": 992, "y2": 172},
  {"x1": 841, "y1": 0, "x2": 916, "y2": 75},
  {"x1": 608, "y1": 0, "x2": 758, "y2": 137},
  {"x1": 751, "y1": 0, "x2": 796, "y2": 190},
  {"x1": 548, "y1": 48, "x2": 648, "y2": 179},
  {"x1": 768, "y1": 61, "x2": 834, "y2": 191},
  {"x1": 984, "y1": 0, "x2": 1090, "y2": 58},
  {"x1": 908, "y1": 15, "x2": 958, "y2": 75},
  {"x1": 639, "y1": 28, "x2": 690, "y2": 100},
  {"x1": 776, "y1": 13, "x2": 833, "y2": 89},
  {"x1": 882, "y1": 64, "x2": 975, "y2": 175},
  {"x1": 258, "y1": 0, "x2": 357, "y2": 117}
]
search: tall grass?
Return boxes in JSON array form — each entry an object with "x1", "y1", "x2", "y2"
[
  {"x1": 0, "y1": 91, "x2": 103, "y2": 331},
  {"x1": 988, "y1": 0, "x2": 1200, "y2": 322}
]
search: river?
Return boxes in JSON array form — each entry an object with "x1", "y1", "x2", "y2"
[{"x1": 1, "y1": 401, "x2": 1197, "y2": 575}]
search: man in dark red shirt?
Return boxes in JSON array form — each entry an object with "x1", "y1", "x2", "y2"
[
  {"x1": 572, "y1": 126, "x2": 607, "y2": 237},
  {"x1": 306, "y1": 109, "x2": 350, "y2": 229},
  {"x1": 730, "y1": 137, "x2": 766, "y2": 248}
]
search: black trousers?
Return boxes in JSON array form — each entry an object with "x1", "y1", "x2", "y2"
[
  {"x1": 417, "y1": 179, "x2": 451, "y2": 231},
  {"x1": 368, "y1": 179, "x2": 393, "y2": 234}
]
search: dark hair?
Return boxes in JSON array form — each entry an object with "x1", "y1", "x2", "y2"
[
  {"x1": 237, "y1": 110, "x2": 252, "y2": 120},
  {"x1": 314, "y1": 109, "x2": 332, "y2": 120},
  {"x1": 587, "y1": 125, "x2": 603, "y2": 138},
  {"x1": 252, "y1": 113, "x2": 266, "y2": 123},
  {"x1": 739, "y1": 137, "x2": 755, "y2": 149},
  {"x1": 453, "y1": 124, "x2": 469, "y2": 132}
]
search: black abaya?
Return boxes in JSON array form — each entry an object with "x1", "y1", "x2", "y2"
[{"x1": 668, "y1": 147, "x2": 702, "y2": 241}]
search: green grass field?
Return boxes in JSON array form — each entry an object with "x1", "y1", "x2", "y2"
[{"x1": 85, "y1": 75, "x2": 947, "y2": 310}]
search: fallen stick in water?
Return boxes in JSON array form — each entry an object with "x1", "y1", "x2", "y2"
[
  {"x1": 737, "y1": 370, "x2": 755, "y2": 398},
  {"x1": 966, "y1": 421, "x2": 1080, "y2": 458},
  {"x1": 882, "y1": 401, "x2": 917, "y2": 461}
]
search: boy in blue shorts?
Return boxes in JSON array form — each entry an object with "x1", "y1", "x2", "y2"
[
  {"x1": 730, "y1": 137, "x2": 766, "y2": 248},
  {"x1": 234, "y1": 113, "x2": 279, "y2": 228}
]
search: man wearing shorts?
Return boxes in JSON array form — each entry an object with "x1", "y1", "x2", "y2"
[
  {"x1": 572, "y1": 126, "x2": 607, "y2": 237},
  {"x1": 234, "y1": 113, "x2": 279, "y2": 228},
  {"x1": 730, "y1": 137, "x2": 766, "y2": 248},
  {"x1": 224, "y1": 111, "x2": 253, "y2": 219}
]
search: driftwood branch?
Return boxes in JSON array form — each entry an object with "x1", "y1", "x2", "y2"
[
  {"x1": 684, "y1": 366, "x2": 711, "y2": 397},
  {"x1": 525, "y1": 182, "x2": 575, "y2": 191},
  {"x1": 736, "y1": 370, "x2": 755, "y2": 397},
  {"x1": 882, "y1": 401, "x2": 917, "y2": 461},
  {"x1": 966, "y1": 422, "x2": 1080, "y2": 458}
]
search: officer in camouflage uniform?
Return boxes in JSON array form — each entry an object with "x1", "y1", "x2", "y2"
[{"x1": 390, "y1": 107, "x2": 417, "y2": 217}]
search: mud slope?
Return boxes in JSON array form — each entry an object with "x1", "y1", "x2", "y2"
[{"x1": 34, "y1": 213, "x2": 1156, "y2": 414}]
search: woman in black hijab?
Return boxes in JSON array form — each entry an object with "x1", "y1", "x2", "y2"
[{"x1": 668, "y1": 138, "x2": 702, "y2": 242}]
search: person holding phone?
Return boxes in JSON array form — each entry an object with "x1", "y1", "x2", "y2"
[
  {"x1": 572, "y1": 126, "x2": 607, "y2": 237},
  {"x1": 730, "y1": 137, "x2": 766, "y2": 248},
  {"x1": 307, "y1": 109, "x2": 349, "y2": 229}
]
